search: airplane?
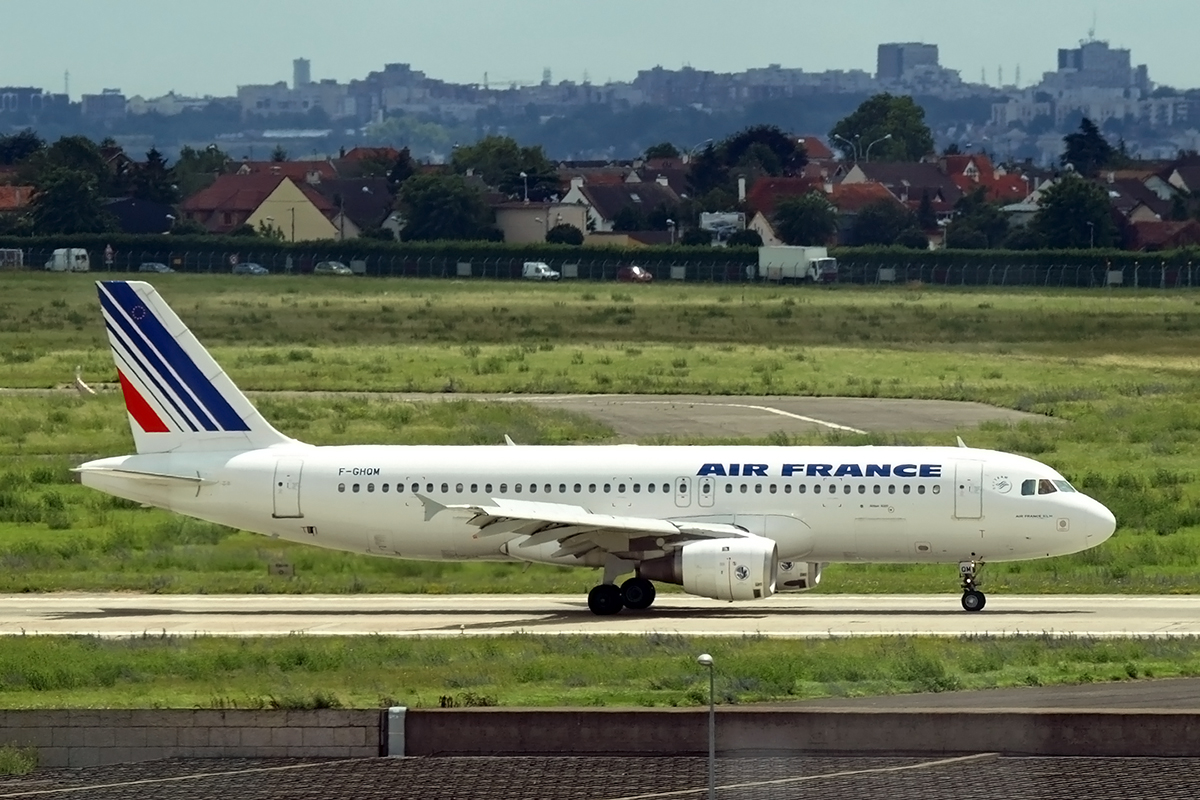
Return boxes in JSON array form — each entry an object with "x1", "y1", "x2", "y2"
[{"x1": 76, "y1": 281, "x2": 1117, "y2": 616}]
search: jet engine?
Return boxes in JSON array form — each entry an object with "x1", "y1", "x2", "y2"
[
  {"x1": 639, "y1": 537, "x2": 778, "y2": 601},
  {"x1": 774, "y1": 561, "x2": 827, "y2": 592}
]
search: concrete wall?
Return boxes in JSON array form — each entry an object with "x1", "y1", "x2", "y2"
[
  {"x1": 0, "y1": 710, "x2": 379, "y2": 768},
  {"x1": 3, "y1": 708, "x2": 1198, "y2": 768}
]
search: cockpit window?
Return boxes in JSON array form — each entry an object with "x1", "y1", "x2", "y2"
[
  {"x1": 1022, "y1": 479, "x2": 1060, "y2": 496},
  {"x1": 1021, "y1": 479, "x2": 1035, "y2": 496},
  {"x1": 1053, "y1": 480, "x2": 1076, "y2": 493}
]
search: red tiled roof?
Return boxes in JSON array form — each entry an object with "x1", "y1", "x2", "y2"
[
  {"x1": 0, "y1": 185, "x2": 34, "y2": 212},
  {"x1": 745, "y1": 177, "x2": 822, "y2": 216},
  {"x1": 796, "y1": 136, "x2": 833, "y2": 160},
  {"x1": 829, "y1": 182, "x2": 900, "y2": 212},
  {"x1": 232, "y1": 160, "x2": 338, "y2": 183},
  {"x1": 1127, "y1": 220, "x2": 1200, "y2": 250},
  {"x1": 341, "y1": 146, "x2": 400, "y2": 163},
  {"x1": 181, "y1": 174, "x2": 333, "y2": 233}
]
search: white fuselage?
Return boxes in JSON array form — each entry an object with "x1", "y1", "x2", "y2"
[{"x1": 79, "y1": 444, "x2": 1115, "y2": 569}]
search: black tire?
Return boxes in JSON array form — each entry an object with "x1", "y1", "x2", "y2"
[
  {"x1": 587, "y1": 584, "x2": 624, "y2": 616},
  {"x1": 961, "y1": 590, "x2": 986, "y2": 612},
  {"x1": 621, "y1": 577, "x2": 657, "y2": 610}
]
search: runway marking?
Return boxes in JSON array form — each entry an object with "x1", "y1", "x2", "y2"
[
  {"x1": 602, "y1": 752, "x2": 998, "y2": 800},
  {"x1": 0, "y1": 759, "x2": 371, "y2": 798},
  {"x1": 514, "y1": 395, "x2": 870, "y2": 434}
]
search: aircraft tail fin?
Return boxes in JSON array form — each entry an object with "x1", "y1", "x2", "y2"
[{"x1": 97, "y1": 280, "x2": 295, "y2": 455}]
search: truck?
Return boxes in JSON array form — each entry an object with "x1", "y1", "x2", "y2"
[
  {"x1": 756, "y1": 246, "x2": 837, "y2": 283},
  {"x1": 522, "y1": 261, "x2": 560, "y2": 281},
  {"x1": 44, "y1": 248, "x2": 91, "y2": 272}
]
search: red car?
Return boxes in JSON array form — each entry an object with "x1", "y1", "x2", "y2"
[{"x1": 617, "y1": 265, "x2": 653, "y2": 282}]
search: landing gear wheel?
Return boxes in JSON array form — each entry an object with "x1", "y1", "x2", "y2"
[
  {"x1": 587, "y1": 584, "x2": 624, "y2": 616},
  {"x1": 961, "y1": 590, "x2": 986, "y2": 612},
  {"x1": 621, "y1": 577, "x2": 656, "y2": 610}
]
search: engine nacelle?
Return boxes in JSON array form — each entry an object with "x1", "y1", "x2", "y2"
[
  {"x1": 640, "y1": 538, "x2": 778, "y2": 601},
  {"x1": 775, "y1": 561, "x2": 827, "y2": 593}
]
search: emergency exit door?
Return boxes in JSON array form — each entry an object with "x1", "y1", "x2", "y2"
[
  {"x1": 273, "y1": 458, "x2": 304, "y2": 518},
  {"x1": 954, "y1": 460, "x2": 983, "y2": 519}
]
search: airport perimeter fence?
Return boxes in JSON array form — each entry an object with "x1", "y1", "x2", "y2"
[{"x1": 5, "y1": 245, "x2": 1200, "y2": 288}]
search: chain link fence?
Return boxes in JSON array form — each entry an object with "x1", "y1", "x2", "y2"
[{"x1": 4, "y1": 246, "x2": 1198, "y2": 288}]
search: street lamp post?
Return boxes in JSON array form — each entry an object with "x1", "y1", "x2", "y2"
[
  {"x1": 685, "y1": 139, "x2": 714, "y2": 163},
  {"x1": 696, "y1": 653, "x2": 714, "y2": 800},
  {"x1": 865, "y1": 133, "x2": 893, "y2": 162},
  {"x1": 290, "y1": 207, "x2": 295, "y2": 242},
  {"x1": 1087, "y1": 221, "x2": 1095, "y2": 249},
  {"x1": 666, "y1": 218, "x2": 675, "y2": 245},
  {"x1": 832, "y1": 133, "x2": 861, "y2": 163},
  {"x1": 520, "y1": 171, "x2": 529, "y2": 203}
]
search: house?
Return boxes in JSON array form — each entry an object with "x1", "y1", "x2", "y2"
[
  {"x1": 313, "y1": 177, "x2": 398, "y2": 239},
  {"x1": 628, "y1": 165, "x2": 689, "y2": 197},
  {"x1": 180, "y1": 173, "x2": 338, "y2": 240},
  {"x1": 827, "y1": 183, "x2": 904, "y2": 245},
  {"x1": 744, "y1": 177, "x2": 823, "y2": 218},
  {"x1": 796, "y1": 136, "x2": 834, "y2": 160},
  {"x1": 1165, "y1": 165, "x2": 1200, "y2": 195},
  {"x1": 939, "y1": 154, "x2": 1033, "y2": 204},
  {"x1": 104, "y1": 197, "x2": 176, "y2": 234},
  {"x1": 231, "y1": 159, "x2": 338, "y2": 186},
  {"x1": 842, "y1": 161, "x2": 963, "y2": 218},
  {"x1": 1126, "y1": 220, "x2": 1200, "y2": 251},
  {"x1": 0, "y1": 186, "x2": 33, "y2": 215},
  {"x1": 584, "y1": 230, "x2": 676, "y2": 247},
  {"x1": 1102, "y1": 177, "x2": 1172, "y2": 222},
  {"x1": 493, "y1": 201, "x2": 588, "y2": 244},
  {"x1": 560, "y1": 178, "x2": 680, "y2": 232}
]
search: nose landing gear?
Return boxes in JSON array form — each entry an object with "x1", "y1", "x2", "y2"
[{"x1": 959, "y1": 560, "x2": 986, "y2": 612}]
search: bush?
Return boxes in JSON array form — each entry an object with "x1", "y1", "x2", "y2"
[{"x1": 545, "y1": 223, "x2": 584, "y2": 245}]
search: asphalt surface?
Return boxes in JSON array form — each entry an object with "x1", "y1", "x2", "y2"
[
  {"x1": 1, "y1": 593, "x2": 1197, "y2": 638},
  {"x1": 1, "y1": 755, "x2": 1198, "y2": 799},
  {"x1": 0, "y1": 388, "x2": 1048, "y2": 439}
]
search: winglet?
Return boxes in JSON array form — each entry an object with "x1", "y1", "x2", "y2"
[
  {"x1": 504, "y1": 434, "x2": 517, "y2": 446},
  {"x1": 956, "y1": 436, "x2": 968, "y2": 448}
]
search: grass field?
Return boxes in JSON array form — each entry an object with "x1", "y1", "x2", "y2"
[
  {"x1": 1, "y1": 274, "x2": 1199, "y2": 594},
  {"x1": 0, "y1": 634, "x2": 1195, "y2": 709}
]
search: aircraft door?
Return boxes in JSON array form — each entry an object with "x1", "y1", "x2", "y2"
[
  {"x1": 955, "y1": 460, "x2": 983, "y2": 519},
  {"x1": 674, "y1": 477, "x2": 692, "y2": 508},
  {"x1": 698, "y1": 477, "x2": 715, "y2": 507},
  {"x1": 272, "y1": 458, "x2": 303, "y2": 519}
]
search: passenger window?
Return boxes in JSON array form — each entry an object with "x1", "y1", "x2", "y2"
[
  {"x1": 573, "y1": 483, "x2": 581, "y2": 493},
  {"x1": 589, "y1": 484, "x2": 596, "y2": 493},
  {"x1": 873, "y1": 485, "x2": 881, "y2": 494},
  {"x1": 456, "y1": 483, "x2": 463, "y2": 493},
  {"x1": 384, "y1": 484, "x2": 391, "y2": 493},
  {"x1": 843, "y1": 485, "x2": 851, "y2": 495},
  {"x1": 1038, "y1": 479, "x2": 1057, "y2": 495},
  {"x1": 755, "y1": 484, "x2": 762, "y2": 494},
  {"x1": 338, "y1": 483, "x2": 345, "y2": 493},
  {"x1": 648, "y1": 483, "x2": 656, "y2": 493},
  {"x1": 663, "y1": 484, "x2": 670, "y2": 494},
  {"x1": 813, "y1": 485, "x2": 821, "y2": 495},
  {"x1": 544, "y1": 484, "x2": 551, "y2": 493},
  {"x1": 515, "y1": 484, "x2": 523, "y2": 493},
  {"x1": 932, "y1": 485, "x2": 941, "y2": 494},
  {"x1": 701, "y1": 483, "x2": 710, "y2": 495},
  {"x1": 604, "y1": 483, "x2": 612, "y2": 493},
  {"x1": 769, "y1": 484, "x2": 776, "y2": 494},
  {"x1": 367, "y1": 483, "x2": 375, "y2": 493},
  {"x1": 858, "y1": 485, "x2": 866, "y2": 494},
  {"x1": 888, "y1": 485, "x2": 896, "y2": 494},
  {"x1": 485, "y1": 483, "x2": 493, "y2": 493},
  {"x1": 740, "y1": 484, "x2": 748, "y2": 493},
  {"x1": 678, "y1": 483, "x2": 686, "y2": 495},
  {"x1": 411, "y1": 483, "x2": 419, "y2": 493},
  {"x1": 918, "y1": 485, "x2": 926, "y2": 495},
  {"x1": 634, "y1": 484, "x2": 641, "y2": 493},
  {"x1": 500, "y1": 483, "x2": 508, "y2": 493},
  {"x1": 441, "y1": 483, "x2": 448, "y2": 493},
  {"x1": 426, "y1": 483, "x2": 434, "y2": 493},
  {"x1": 353, "y1": 484, "x2": 360, "y2": 493},
  {"x1": 618, "y1": 484, "x2": 626, "y2": 493},
  {"x1": 724, "y1": 484, "x2": 732, "y2": 493},
  {"x1": 799, "y1": 484, "x2": 806, "y2": 494},
  {"x1": 903, "y1": 485, "x2": 911, "y2": 494},
  {"x1": 471, "y1": 484, "x2": 478, "y2": 493},
  {"x1": 529, "y1": 484, "x2": 536, "y2": 493},
  {"x1": 397, "y1": 483, "x2": 405, "y2": 493},
  {"x1": 784, "y1": 484, "x2": 792, "y2": 494},
  {"x1": 559, "y1": 484, "x2": 567, "y2": 493}
]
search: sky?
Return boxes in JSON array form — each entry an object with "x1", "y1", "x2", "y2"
[{"x1": 4, "y1": 0, "x2": 1200, "y2": 98}]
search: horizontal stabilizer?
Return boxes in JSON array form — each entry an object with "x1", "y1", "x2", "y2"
[{"x1": 72, "y1": 466, "x2": 217, "y2": 486}]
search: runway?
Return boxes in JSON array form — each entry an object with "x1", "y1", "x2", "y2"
[{"x1": 0, "y1": 593, "x2": 1197, "y2": 638}]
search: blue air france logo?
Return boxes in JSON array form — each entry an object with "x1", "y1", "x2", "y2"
[
  {"x1": 97, "y1": 281, "x2": 250, "y2": 434},
  {"x1": 696, "y1": 463, "x2": 943, "y2": 478}
]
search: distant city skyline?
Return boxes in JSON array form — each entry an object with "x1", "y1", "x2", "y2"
[{"x1": 5, "y1": 0, "x2": 1200, "y2": 98}]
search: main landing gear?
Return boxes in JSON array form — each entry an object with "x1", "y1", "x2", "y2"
[
  {"x1": 959, "y1": 559, "x2": 986, "y2": 612},
  {"x1": 587, "y1": 577, "x2": 657, "y2": 616}
]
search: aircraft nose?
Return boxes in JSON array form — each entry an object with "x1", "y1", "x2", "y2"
[{"x1": 1087, "y1": 499, "x2": 1117, "y2": 545}]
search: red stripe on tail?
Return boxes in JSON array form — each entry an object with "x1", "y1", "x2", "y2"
[{"x1": 117, "y1": 370, "x2": 170, "y2": 433}]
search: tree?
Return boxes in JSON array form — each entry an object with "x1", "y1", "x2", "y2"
[
  {"x1": 942, "y1": 143, "x2": 962, "y2": 156},
  {"x1": 386, "y1": 147, "x2": 416, "y2": 192},
  {"x1": 947, "y1": 186, "x2": 1008, "y2": 248},
  {"x1": 359, "y1": 226, "x2": 397, "y2": 241},
  {"x1": 1002, "y1": 226, "x2": 1047, "y2": 250},
  {"x1": 0, "y1": 129, "x2": 44, "y2": 165},
  {"x1": 545, "y1": 223, "x2": 584, "y2": 245},
  {"x1": 611, "y1": 206, "x2": 646, "y2": 232},
  {"x1": 685, "y1": 143, "x2": 729, "y2": 197},
  {"x1": 1032, "y1": 175, "x2": 1117, "y2": 249},
  {"x1": 172, "y1": 144, "x2": 230, "y2": 198},
  {"x1": 131, "y1": 147, "x2": 179, "y2": 204},
  {"x1": 726, "y1": 229, "x2": 763, "y2": 247},
  {"x1": 171, "y1": 218, "x2": 208, "y2": 236},
  {"x1": 22, "y1": 135, "x2": 111, "y2": 193},
  {"x1": 851, "y1": 199, "x2": 918, "y2": 246},
  {"x1": 270, "y1": 145, "x2": 289, "y2": 162},
  {"x1": 1170, "y1": 193, "x2": 1190, "y2": 221},
  {"x1": 944, "y1": 223, "x2": 990, "y2": 249},
  {"x1": 451, "y1": 135, "x2": 557, "y2": 200},
  {"x1": 679, "y1": 227, "x2": 713, "y2": 246},
  {"x1": 722, "y1": 125, "x2": 807, "y2": 176},
  {"x1": 257, "y1": 219, "x2": 285, "y2": 241},
  {"x1": 1061, "y1": 117, "x2": 1115, "y2": 177},
  {"x1": 916, "y1": 191, "x2": 937, "y2": 229},
  {"x1": 397, "y1": 173, "x2": 495, "y2": 241},
  {"x1": 830, "y1": 93, "x2": 934, "y2": 162},
  {"x1": 644, "y1": 142, "x2": 680, "y2": 160},
  {"x1": 28, "y1": 168, "x2": 116, "y2": 235},
  {"x1": 772, "y1": 192, "x2": 838, "y2": 246},
  {"x1": 894, "y1": 227, "x2": 930, "y2": 250},
  {"x1": 229, "y1": 223, "x2": 258, "y2": 237}
]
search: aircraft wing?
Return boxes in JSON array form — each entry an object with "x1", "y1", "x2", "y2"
[{"x1": 420, "y1": 496, "x2": 749, "y2": 559}]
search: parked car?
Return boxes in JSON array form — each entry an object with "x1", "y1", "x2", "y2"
[
  {"x1": 138, "y1": 262, "x2": 174, "y2": 273},
  {"x1": 617, "y1": 265, "x2": 653, "y2": 283},
  {"x1": 314, "y1": 260, "x2": 353, "y2": 276},
  {"x1": 522, "y1": 261, "x2": 560, "y2": 281},
  {"x1": 44, "y1": 248, "x2": 90, "y2": 272},
  {"x1": 232, "y1": 262, "x2": 269, "y2": 275}
]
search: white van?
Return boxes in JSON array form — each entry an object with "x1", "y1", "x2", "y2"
[
  {"x1": 45, "y1": 248, "x2": 90, "y2": 272},
  {"x1": 522, "y1": 261, "x2": 560, "y2": 281}
]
